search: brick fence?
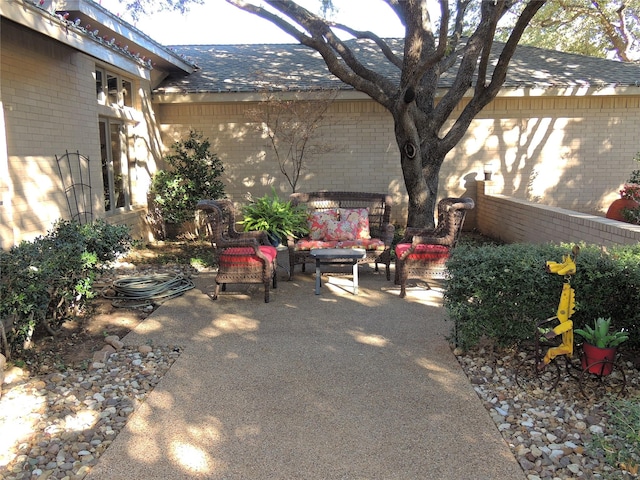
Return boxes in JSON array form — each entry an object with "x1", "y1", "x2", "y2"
[{"x1": 475, "y1": 181, "x2": 640, "y2": 246}]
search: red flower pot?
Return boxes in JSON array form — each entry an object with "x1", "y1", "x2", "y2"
[
  {"x1": 605, "y1": 198, "x2": 639, "y2": 222},
  {"x1": 581, "y1": 342, "x2": 617, "y2": 376}
]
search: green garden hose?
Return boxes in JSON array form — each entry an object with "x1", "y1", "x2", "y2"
[{"x1": 102, "y1": 273, "x2": 195, "y2": 308}]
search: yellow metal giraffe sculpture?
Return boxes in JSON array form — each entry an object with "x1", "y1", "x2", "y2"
[{"x1": 538, "y1": 245, "x2": 579, "y2": 370}]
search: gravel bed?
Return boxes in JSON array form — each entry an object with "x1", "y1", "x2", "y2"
[
  {"x1": 2, "y1": 302, "x2": 638, "y2": 480},
  {"x1": 456, "y1": 346, "x2": 640, "y2": 480},
  {"x1": 1, "y1": 345, "x2": 181, "y2": 480},
  {"x1": 0, "y1": 261, "x2": 193, "y2": 480}
]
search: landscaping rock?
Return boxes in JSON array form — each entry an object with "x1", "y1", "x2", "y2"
[
  {"x1": 456, "y1": 346, "x2": 640, "y2": 479},
  {"x1": 0, "y1": 345, "x2": 181, "y2": 479}
]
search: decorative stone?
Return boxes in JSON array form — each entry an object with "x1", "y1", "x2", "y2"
[
  {"x1": 1, "y1": 345, "x2": 181, "y2": 477},
  {"x1": 103, "y1": 335, "x2": 120, "y2": 345},
  {"x1": 589, "y1": 425, "x2": 604, "y2": 435},
  {"x1": 106, "y1": 338, "x2": 125, "y2": 350},
  {"x1": 92, "y1": 350, "x2": 111, "y2": 363}
]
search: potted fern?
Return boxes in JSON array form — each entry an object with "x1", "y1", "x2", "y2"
[
  {"x1": 240, "y1": 188, "x2": 309, "y2": 246},
  {"x1": 574, "y1": 317, "x2": 628, "y2": 376}
]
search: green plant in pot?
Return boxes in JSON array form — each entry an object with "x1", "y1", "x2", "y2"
[
  {"x1": 240, "y1": 188, "x2": 309, "y2": 246},
  {"x1": 150, "y1": 130, "x2": 225, "y2": 237},
  {"x1": 574, "y1": 317, "x2": 628, "y2": 376}
]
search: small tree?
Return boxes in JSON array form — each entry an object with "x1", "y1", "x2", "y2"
[
  {"x1": 150, "y1": 130, "x2": 225, "y2": 224},
  {"x1": 246, "y1": 88, "x2": 338, "y2": 193}
]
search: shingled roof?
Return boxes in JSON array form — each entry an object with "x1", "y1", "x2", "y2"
[{"x1": 155, "y1": 38, "x2": 640, "y2": 95}]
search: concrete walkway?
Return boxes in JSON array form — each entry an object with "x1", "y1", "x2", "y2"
[{"x1": 86, "y1": 265, "x2": 525, "y2": 480}]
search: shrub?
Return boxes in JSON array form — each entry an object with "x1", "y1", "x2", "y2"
[
  {"x1": 444, "y1": 242, "x2": 640, "y2": 350},
  {"x1": 78, "y1": 219, "x2": 132, "y2": 262},
  {"x1": 150, "y1": 130, "x2": 225, "y2": 225},
  {"x1": 0, "y1": 219, "x2": 131, "y2": 356}
]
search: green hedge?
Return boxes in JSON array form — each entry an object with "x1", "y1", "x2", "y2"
[{"x1": 444, "y1": 242, "x2": 640, "y2": 350}]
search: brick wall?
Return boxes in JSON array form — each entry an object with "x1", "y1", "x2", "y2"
[
  {"x1": 1, "y1": 20, "x2": 161, "y2": 246},
  {"x1": 476, "y1": 180, "x2": 640, "y2": 246},
  {"x1": 156, "y1": 92, "x2": 640, "y2": 228},
  {"x1": 1, "y1": 21, "x2": 100, "y2": 247},
  {"x1": 155, "y1": 100, "x2": 403, "y2": 214}
]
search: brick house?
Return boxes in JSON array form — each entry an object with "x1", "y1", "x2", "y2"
[{"x1": 2, "y1": 0, "x2": 640, "y2": 247}]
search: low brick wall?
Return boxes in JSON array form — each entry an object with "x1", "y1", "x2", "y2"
[{"x1": 476, "y1": 181, "x2": 640, "y2": 246}]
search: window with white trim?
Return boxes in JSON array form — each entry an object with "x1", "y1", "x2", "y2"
[{"x1": 95, "y1": 67, "x2": 133, "y2": 107}]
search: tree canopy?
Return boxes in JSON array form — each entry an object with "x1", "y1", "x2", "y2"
[
  {"x1": 112, "y1": 0, "x2": 639, "y2": 62},
  {"x1": 496, "y1": 0, "x2": 640, "y2": 62},
  {"x1": 115, "y1": 0, "x2": 202, "y2": 22}
]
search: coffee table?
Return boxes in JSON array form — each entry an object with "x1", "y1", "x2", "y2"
[{"x1": 310, "y1": 248, "x2": 366, "y2": 295}]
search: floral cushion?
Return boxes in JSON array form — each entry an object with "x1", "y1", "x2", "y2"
[
  {"x1": 294, "y1": 239, "x2": 339, "y2": 250},
  {"x1": 339, "y1": 208, "x2": 371, "y2": 240},
  {"x1": 324, "y1": 219, "x2": 356, "y2": 241},
  {"x1": 337, "y1": 238, "x2": 386, "y2": 251},
  {"x1": 307, "y1": 209, "x2": 338, "y2": 240}
]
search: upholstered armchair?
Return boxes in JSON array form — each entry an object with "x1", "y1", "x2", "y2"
[
  {"x1": 394, "y1": 197, "x2": 475, "y2": 298},
  {"x1": 197, "y1": 199, "x2": 278, "y2": 303}
]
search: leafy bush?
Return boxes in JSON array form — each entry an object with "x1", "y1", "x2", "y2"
[
  {"x1": 444, "y1": 242, "x2": 640, "y2": 350},
  {"x1": 621, "y1": 205, "x2": 640, "y2": 225},
  {"x1": 150, "y1": 130, "x2": 225, "y2": 225},
  {"x1": 78, "y1": 219, "x2": 131, "y2": 262},
  {"x1": 0, "y1": 219, "x2": 131, "y2": 356}
]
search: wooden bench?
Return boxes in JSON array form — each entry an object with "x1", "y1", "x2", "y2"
[{"x1": 288, "y1": 191, "x2": 394, "y2": 280}]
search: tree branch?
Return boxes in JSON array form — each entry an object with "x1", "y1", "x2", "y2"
[
  {"x1": 328, "y1": 23, "x2": 404, "y2": 69},
  {"x1": 226, "y1": 0, "x2": 399, "y2": 108},
  {"x1": 476, "y1": 0, "x2": 504, "y2": 91},
  {"x1": 439, "y1": 0, "x2": 546, "y2": 154},
  {"x1": 591, "y1": 0, "x2": 631, "y2": 61}
]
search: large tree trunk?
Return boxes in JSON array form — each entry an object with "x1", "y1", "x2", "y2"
[
  {"x1": 394, "y1": 87, "x2": 445, "y2": 229},
  {"x1": 394, "y1": 120, "x2": 442, "y2": 230}
]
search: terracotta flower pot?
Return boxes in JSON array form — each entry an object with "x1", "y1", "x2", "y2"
[
  {"x1": 605, "y1": 198, "x2": 639, "y2": 222},
  {"x1": 581, "y1": 342, "x2": 617, "y2": 376}
]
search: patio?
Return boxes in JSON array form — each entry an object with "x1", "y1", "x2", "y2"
[{"x1": 83, "y1": 264, "x2": 525, "y2": 479}]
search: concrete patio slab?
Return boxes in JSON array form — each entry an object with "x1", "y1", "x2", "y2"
[{"x1": 85, "y1": 268, "x2": 524, "y2": 480}]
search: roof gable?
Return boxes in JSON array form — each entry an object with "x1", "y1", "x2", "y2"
[{"x1": 1, "y1": 0, "x2": 196, "y2": 79}]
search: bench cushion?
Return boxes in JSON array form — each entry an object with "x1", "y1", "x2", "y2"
[
  {"x1": 395, "y1": 243, "x2": 450, "y2": 261},
  {"x1": 219, "y1": 246, "x2": 278, "y2": 267},
  {"x1": 295, "y1": 238, "x2": 386, "y2": 251}
]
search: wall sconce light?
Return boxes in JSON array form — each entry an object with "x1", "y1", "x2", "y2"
[{"x1": 483, "y1": 163, "x2": 494, "y2": 181}]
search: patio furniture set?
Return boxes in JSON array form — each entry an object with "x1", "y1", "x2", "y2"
[{"x1": 197, "y1": 192, "x2": 474, "y2": 302}]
